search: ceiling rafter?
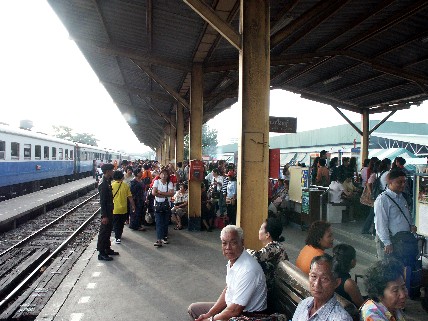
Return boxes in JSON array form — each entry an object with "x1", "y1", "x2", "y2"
[
  {"x1": 101, "y1": 81, "x2": 176, "y2": 104},
  {"x1": 73, "y1": 38, "x2": 191, "y2": 72},
  {"x1": 275, "y1": 0, "x2": 350, "y2": 55},
  {"x1": 270, "y1": 0, "x2": 301, "y2": 35},
  {"x1": 138, "y1": 95, "x2": 177, "y2": 130},
  {"x1": 275, "y1": 0, "x2": 427, "y2": 86},
  {"x1": 305, "y1": 30, "x2": 428, "y2": 91},
  {"x1": 132, "y1": 61, "x2": 190, "y2": 110},
  {"x1": 117, "y1": 103, "x2": 164, "y2": 131},
  {"x1": 271, "y1": 0, "x2": 344, "y2": 49},
  {"x1": 183, "y1": 0, "x2": 241, "y2": 50}
]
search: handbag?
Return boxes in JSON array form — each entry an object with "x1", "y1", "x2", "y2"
[
  {"x1": 145, "y1": 209, "x2": 154, "y2": 224},
  {"x1": 385, "y1": 194, "x2": 419, "y2": 266},
  {"x1": 359, "y1": 184, "x2": 374, "y2": 207},
  {"x1": 155, "y1": 200, "x2": 170, "y2": 213}
]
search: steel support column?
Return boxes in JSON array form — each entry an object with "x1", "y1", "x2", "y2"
[
  {"x1": 169, "y1": 119, "x2": 176, "y2": 166},
  {"x1": 361, "y1": 110, "x2": 370, "y2": 166},
  {"x1": 188, "y1": 63, "x2": 203, "y2": 230},
  {"x1": 176, "y1": 104, "x2": 185, "y2": 164},
  {"x1": 238, "y1": 0, "x2": 270, "y2": 250}
]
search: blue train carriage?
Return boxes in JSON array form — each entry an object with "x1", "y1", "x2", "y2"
[
  {"x1": 75, "y1": 143, "x2": 107, "y2": 178},
  {"x1": 0, "y1": 124, "x2": 76, "y2": 198},
  {"x1": 104, "y1": 149, "x2": 125, "y2": 169}
]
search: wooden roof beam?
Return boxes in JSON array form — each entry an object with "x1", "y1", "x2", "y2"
[
  {"x1": 183, "y1": 0, "x2": 241, "y2": 50},
  {"x1": 276, "y1": 0, "x2": 428, "y2": 86},
  {"x1": 73, "y1": 38, "x2": 191, "y2": 72},
  {"x1": 138, "y1": 95, "x2": 177, "y2": 130},
  {"x1": 116, "y1": 103, "x2": 164, "y2": 131},
  {"x1": 271, "y1": 0, "x2": 344, "y2": 49},
  {"x1": 101, "y1": 81, "x2": 176, "y2": 103},
  {"x1": 342, "y1": 51, "x2": 428, "y2": 88},
  {"x1": 296, "y1": 90, "x2": 360, "y2": 113},
  {"x1": 133, "y1": 61, "x2": 190, "y2": 111}
]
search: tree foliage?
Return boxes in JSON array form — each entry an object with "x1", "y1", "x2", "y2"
[
  {"x1": 52, "y1": 125, "x2": 98, "y2": 146},
  {"x1": 183, "y1": 124, "x2": 218, "y2": 159}
]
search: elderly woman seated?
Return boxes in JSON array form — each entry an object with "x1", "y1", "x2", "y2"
[{"x1": 361, "y1": 258, "x2": 408, "y2": 321}]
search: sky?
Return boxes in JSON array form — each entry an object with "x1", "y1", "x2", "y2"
[{"x1": 1, "y1": 1, "x2": 427, "y2": 152}]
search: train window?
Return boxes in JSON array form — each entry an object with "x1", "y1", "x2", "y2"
[
  {"x1": 52, "y1": 147, "x2": 57, "y2": 160},
  {"x1": 44, "y1": 146, "x2": 49, "y2": 160},
  {"x1": 35, "y1": 145, "x2": 41, "y2": 160},
  {"x1": 0, "y1": 140, "x2": 5, "y2": 160},
  {"x1": 11, "y1": 142, "x2": 19, "y2": 159},
  {"x1": 70, "y1": 150, "x2": 74, "y2": 160},
  {"x1": 59, "y1": 148, "x2": 63, "y2": 160},
  {"x1": 24, "y1": 144, "x2": 31, "y2": 160},
  {"x1": 65, "y1": 149, "x2": 69, "y2": 160}
]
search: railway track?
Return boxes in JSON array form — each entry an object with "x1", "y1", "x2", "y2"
[{"x1": 0, "y1": 191, "x2": 101, "y2": 320}]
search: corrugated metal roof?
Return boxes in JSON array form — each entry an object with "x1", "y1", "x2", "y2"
[{"x1": 46, "y1": 0, "x2": 428, "y2": 149}]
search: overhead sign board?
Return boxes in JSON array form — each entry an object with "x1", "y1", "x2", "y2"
[{"x1": 269, "y1": 117, "x2": 297, "y2": 133}]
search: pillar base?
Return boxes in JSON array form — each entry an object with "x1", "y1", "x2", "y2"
[{"x1": 187, "y1": 217, "x2": 201, "y2": 231}]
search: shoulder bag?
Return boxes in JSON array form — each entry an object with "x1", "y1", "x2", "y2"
[
  {"x1": 359, "y1": 184, "x2": 374, "y2": 207},
  {"x1": 385, "y1": 194, "x2": 419, "y2": 266}
]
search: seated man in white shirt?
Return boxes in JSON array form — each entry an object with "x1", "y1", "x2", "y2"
[
  {"x1": 188, "y1": 225, "x2": 267, "y2": 321},
  {"x1": 328, "y1": 174, "x2": 346, "y2": 203},
  {"x1": 292, "y1": 254, "x2": 352, "y2": 321}
]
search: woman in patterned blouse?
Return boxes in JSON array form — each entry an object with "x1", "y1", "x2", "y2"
[
  {"x1": 247, "y1": 217, "x2": 289, "y2": 312},
  {"x1": 360, "y1": 258, "x2": 407, "y2": 321}
]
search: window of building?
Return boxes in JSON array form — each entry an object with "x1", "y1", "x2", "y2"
[
  {"x1": 35, "y1": 145, "x2": 41, "y2": 160},
  {"x1": 44, "y1": 146, "x2": 49, "y2": 160},
  {"x1": 59, "y1": 148, "x2": 63, "y2": 160},
  {"x1": 11, "y1": 142, "x2": 20, "y2": 159},
  {"x1": 0, "y1": 140, "x2": 5, "y2": 160},
  {"x1": 52, "y1": 147, "x2": 57, "y2": 160}
]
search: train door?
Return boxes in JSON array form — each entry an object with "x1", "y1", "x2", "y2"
[{"x1": 74, "y1": 145, "x2": 80, "y2": 176}]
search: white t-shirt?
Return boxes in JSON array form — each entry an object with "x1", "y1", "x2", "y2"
[
  {"x1": 379, "y1": 171, "x2": 389, "y2": 191},
  {"x1": 328, "y1": 181, "x2": 344, "y2": 203},
  {"x1": 153, "y1": 179, "x2": 174, "y2": 203},
  {"x1": 225, "y1": 250, "x2": 267, "y2": 312}
]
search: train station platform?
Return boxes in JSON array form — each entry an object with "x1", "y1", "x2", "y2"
[
  {"x1": 36, "y1": 221, "x2": 427, "y2": 321},
  {"x1": 0, "y1": 178, "x2": 97, "y2": 231}
]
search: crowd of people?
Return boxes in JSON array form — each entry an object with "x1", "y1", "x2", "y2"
[
  {"x1": 94, "y1": 154, "x2": 419, "y2": 321},
  {"x1": 96, "y1": 159, "x2": 238, "y2": 255}
]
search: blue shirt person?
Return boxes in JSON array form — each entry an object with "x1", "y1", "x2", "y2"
[{"x1": 374, "y1": 169, "x2": 417, "y2": 260}]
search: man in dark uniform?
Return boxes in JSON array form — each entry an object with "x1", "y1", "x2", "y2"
[{"x1": 97, "y1": 163, "x2": 119, "y2": 261}]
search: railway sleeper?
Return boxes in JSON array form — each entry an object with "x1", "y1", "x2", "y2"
[
  {"x1": 0, "y1": 247, "x2": 85, "y2": 320},
  {"x1": 0, "y1": 248, "x2": 50, "y2": 300},
  {"x1": 0, "y1": 248, "x2": 38, "y2": 279}
]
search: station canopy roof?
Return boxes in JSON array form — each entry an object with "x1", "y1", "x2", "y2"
[{"x1": 47, "y1": 0, "x2": 428, "y2": 149}]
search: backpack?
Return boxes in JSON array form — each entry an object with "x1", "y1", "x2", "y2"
[
  {"x1": 143, "y1": 176, "x2": 151, "y2": 185},
  {"x1": 142, "y1": 171, "x2": 151, "y2": 186},
  {"x1": 371, "y1": 170, "x2": 386, "y2": 200}
]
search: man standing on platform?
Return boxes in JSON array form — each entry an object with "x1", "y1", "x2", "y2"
[
  {"x1": 188, "y1": 225, "x2": 267, "y2": 321},
  {"x1": 96, "y1": 163, "x2": 119, "y2": 261},
  {"x1": 374, "y1": 169, "x2": 417, "y2": 263}
]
